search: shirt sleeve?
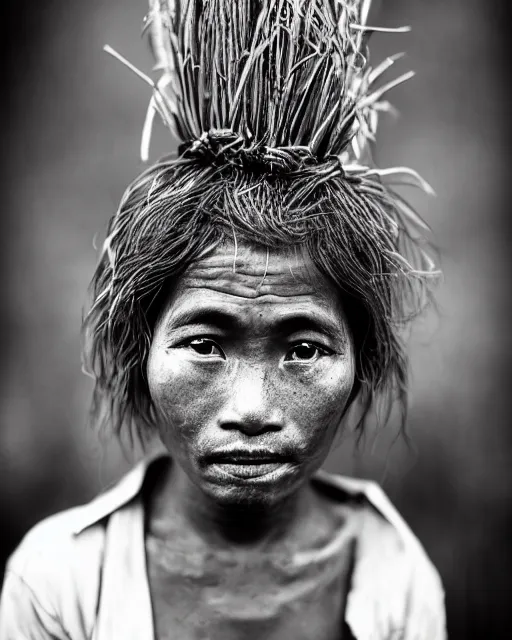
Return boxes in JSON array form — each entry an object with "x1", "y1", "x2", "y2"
[
  {"x1": 0, "y1": 569, "x2": 71, "y2": 640},
  {"x1": 402, "y1": 557, "x2": 447, "y2": 640}
]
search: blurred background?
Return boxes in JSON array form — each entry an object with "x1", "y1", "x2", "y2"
[{"x1": 1, "y1": 0, "x2": 510, "y2": 637}]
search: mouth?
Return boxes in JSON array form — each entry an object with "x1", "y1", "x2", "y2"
[{"x1": 202, "y1": 449, "x2": 294, "y2": 480}]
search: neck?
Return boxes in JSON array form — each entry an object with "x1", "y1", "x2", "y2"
[{"x1": 147, "y1": 458, "x2": 316, "y2": 550}]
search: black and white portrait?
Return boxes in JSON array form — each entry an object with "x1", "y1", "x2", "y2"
[{"x1": 0, "y1": 1, "x2": 510, "y2": 639}]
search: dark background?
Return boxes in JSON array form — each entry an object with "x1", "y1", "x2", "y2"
[{"x1": 1, "y1": 0, "x2": 511, "y2": 637}]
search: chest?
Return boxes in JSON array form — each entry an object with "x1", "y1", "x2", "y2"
[{"x1": 145, "y1": 537, "x2": 353, "y2": 640}]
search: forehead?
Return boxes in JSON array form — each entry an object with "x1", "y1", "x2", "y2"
[
  {"x1": 154, "y1": 242, "x2": 349, "y2": 336},
  {"x1": 164, "y1": 241, "x2": 341, "y2": 308},
  {"x1": 184, "y1": 241, "x2": 334, "y2": 293}
]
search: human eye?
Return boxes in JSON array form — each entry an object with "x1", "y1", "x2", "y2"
[
  {"x1": 284, "y1": 341, "x2": 332, "y2": 363},
  {"x1": 181, "y1": 337, "x2": 226, "y2": 359}
]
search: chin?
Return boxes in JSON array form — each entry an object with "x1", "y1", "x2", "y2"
[{"x1": 199, "y1": 464, "x2": 303, "y2": 509}]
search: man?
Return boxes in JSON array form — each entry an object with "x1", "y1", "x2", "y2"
[{"x1": 0, "y1": 1, "x2": 446, "y2": 637}]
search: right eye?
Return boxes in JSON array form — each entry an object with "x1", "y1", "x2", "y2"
[{"x1": 186, "y1": 338, "x2": 225, "y2": 358}]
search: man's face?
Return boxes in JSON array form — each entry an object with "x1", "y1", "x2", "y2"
[{"x1": 147, "y1": 242, "x2": 355, "y2": 507}]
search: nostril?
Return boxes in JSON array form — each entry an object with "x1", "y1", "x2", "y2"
[{"x1": 220, "y1": 368, "x2": 284, "y2": 434}]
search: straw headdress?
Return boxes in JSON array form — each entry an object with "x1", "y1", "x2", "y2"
[{"x1": 84, "y1": 0, "x2": 439, "y2": 439}]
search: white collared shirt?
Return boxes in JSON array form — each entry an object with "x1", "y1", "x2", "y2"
[{"x1": 0, "y1": 452, "x2": 446, "y2": 639}]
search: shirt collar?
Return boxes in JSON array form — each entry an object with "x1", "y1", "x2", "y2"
[{"x1": 71, "y1": 448, "x2": 166, "y2": 535}]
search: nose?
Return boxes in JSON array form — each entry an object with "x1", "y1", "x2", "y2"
[{"x1": 218, "y1": 363, "x2": 285, "y2": 436}]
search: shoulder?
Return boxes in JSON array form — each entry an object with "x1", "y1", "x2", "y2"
[
  {"x1": 315, "y1": 471, "x2": 446, "y2": 639},
  {"x1": 6, "y1": 457, "x2": 143, "y2": 575},
  {"x1": 316, "y1": 469, "x2": 441, "y2": 570},
  {"x1": 1, "y1": 504, "x2": 106, "y2": 639},
  {"x1": 7, "y1": 450, "x2": 161, "y2": 572},
  {"x1": 5, "y1": 501, "x2": 106, "y2": 585},
  {"x1": 1, "y1": 454, "x2": 156, "y2": 639}
]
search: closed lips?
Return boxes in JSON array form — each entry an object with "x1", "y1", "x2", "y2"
[{"x1": 205, "y1": 451, "x2": 292, "y2": 464}]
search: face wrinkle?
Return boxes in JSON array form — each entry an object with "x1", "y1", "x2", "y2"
[{"x1": 146, "y1": 241, "x2": 356, "y2": 549}]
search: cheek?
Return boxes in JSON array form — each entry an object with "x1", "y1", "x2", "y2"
[
  {"x1": 283, "y1": 356, "x2": 355, "y2": 452},
  {"x1": 287, "y1": 356, "x2": 354, "y2": 419},
  {"x1": 146, "y1": 348, "x2": 222, "y2": 445}
]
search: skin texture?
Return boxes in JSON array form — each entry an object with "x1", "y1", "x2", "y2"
[{"x1": 146, "y1": 241, "x2": 356, "y2": 548}]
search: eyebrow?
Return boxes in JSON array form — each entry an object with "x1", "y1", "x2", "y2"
[
  {"x1": 165, "y1": 307, "x2": 343, "y2": 340},
  {"x1": 275, "y1": 314, "x2": 341, "y2": 340},
  {"x1": 166, "y1": 309, "x2": 239, "y2": 331}
]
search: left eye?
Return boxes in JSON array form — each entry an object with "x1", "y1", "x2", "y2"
[{"x1": 285, "y1": 342, "x2": 326, "y2": 362}]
